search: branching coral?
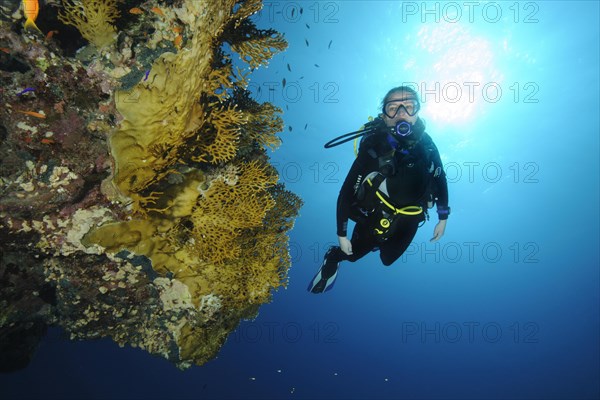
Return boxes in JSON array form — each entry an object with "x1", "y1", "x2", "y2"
[
  {"x1": 190, "y1": 160, "x2": 278, "y2": 265},
  {"x1": 265, "y1": 183, "x2": 304, "y2": 233},
  {"x1": 232, "y1": 0, "x2": 263, "y2": 27},
  {"x1": 58, "y1": 0, "x2": 120, "y2": 49},
  {"x1": 231, "y1": 32, "x2": 288, "y2": 69},
  {"x1": 194, "y1": 104, "x2": 247, "y2": 164},
  {"x1": 244, "y1": 102, "x2": 284, "y2": 151},
  {"x1": 224, "y1": 17, "x2": 287, "y2": 69},
  {"x1": 204, "y1": 64, "x2": 235, "y2": 103}
]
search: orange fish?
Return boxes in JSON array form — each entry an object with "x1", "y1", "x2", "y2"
[
  {"x1": 173, "y1": 34, "x2": 182, "y2": 49},
  {"x1": 129, "y1": 7, "x2": 143, "y2": 15},
  {"x1": 0, "y1": 48, "x2": 10, "y2": 54},
  {"x1": 45, "y1": 30, "x2": 58, "y2": 40},
  {"x1": 22, "y1": 0, "x2": 41, "y2": 32},
  {"x1": 40, "y1": 138, "x2": 54, "y2": 144},
  {"x1": 150, "y1": 7, "x2": 165, "y2": 17},
  {"x1": 172, "y1": 26, "x2": 183, "y2": 34},
  {"x1": 17, "y1": 110, "x2": 46, "y2": 119}
]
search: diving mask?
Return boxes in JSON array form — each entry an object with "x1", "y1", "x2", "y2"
[{"x1": 382, "y1": 98, "x2": 420, "y2": 118}]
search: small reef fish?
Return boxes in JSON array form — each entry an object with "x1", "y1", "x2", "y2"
[
  {"x1": 282, "y1": 78, "x2": 286, "y2": 88},
  {"x1": 300, "y1": 7, "x2": 303, "y2": 14},
  {"x1": 150, "y1": 7, "x2": 165, "y2": 17},
  {"x1": 328, "y1": 40, "x2": 333, "y2": 49},
  {"x1": 314, "y1": 63, "x2": 320, "y2": 68},
  {"x1": 305, "y1": 23, "x2": 310, "y2": 29},
  {"x1": 291, "y1": 8, "x2": 295, "y2": 18},
  {"x1": 305, "y1": 39, "x2": 309, "y2": 47},
  {"x1": 288, "y1": 126, "x2": 292, "y2": 132},
  {"x1": 129, "y1": 7, "x2": 143, "y2": 14},
  {"x1": 0, "y1": 48, "x2": 10, "y2": 54},
  {"x1": 40, "y1": 138, "x2": 54, "y2": 144},
  {"x1": 22, "y1": 0, "x2": 41, "y2": 32},
  {"x1": 45, "y1": 30, "x2": 58, "y2": 40},
  {"x1": 304, "y1": 123, "x2": 308, "y2": 130},
  {"x1": 143, "y1": 70, "x2": 150, "y2": 81},
  {"x1": 287, "y1": 63, "x2": 291, "y2": 72},
  {"x1": 17, "y1": 110, "x2": 46, "y2": 118},
  {"x1": 17, "y1": 88, "x2": 35, "y2": 95}
]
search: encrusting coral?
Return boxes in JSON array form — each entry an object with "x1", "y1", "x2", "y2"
[{"x1": 0, "y1": 0, "x2": 301, "y2": 370}]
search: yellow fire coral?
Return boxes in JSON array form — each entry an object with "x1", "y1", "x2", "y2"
[
  {"x1": 231, "y1": 33, "x2": 288, "y2": 69},
  {"x1": 232, "y1": 0, "x2": 263, "y2": 25},
  {"x1": 58, "y1": 0, "x2": 120, "y2": 49},
  {"x1": 190, "y1": 160, "x2": 278, "y2": 265},
  {"x1": 244, "y1": 102, "x2": 284, "y2": 150},
  {"x1": 194, "y1": 104, "x2": 247, "y2": 164}
]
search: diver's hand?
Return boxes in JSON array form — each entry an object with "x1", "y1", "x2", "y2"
[
  {"x1": 430, "y1": 220, "x2": 447, "y2": 242},
  {"x1": 338, "y1": 236, "x2": 353, "y2": 255}
]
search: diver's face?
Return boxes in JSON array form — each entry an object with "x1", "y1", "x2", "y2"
[{"x1": 382, "y1": 92, "x2": 419, "y2": 127}]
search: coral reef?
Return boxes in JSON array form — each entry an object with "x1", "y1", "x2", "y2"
[
  {"x1": 223, "y1": 17, "x2": 287, "y2": 70},
  {"x1": 57, "y1": 0, "x2": 120, "y2": 49},
  {"x1": 0, "y1": 0, "x2": 301, "y2": 370}
]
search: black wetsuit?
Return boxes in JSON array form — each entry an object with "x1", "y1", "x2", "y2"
[{"x1": 329, "y1": 119, "x2": 449, "y2": 266}]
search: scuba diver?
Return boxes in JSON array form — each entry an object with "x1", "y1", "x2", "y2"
[{"x1": 308, "y1": 86, "x2": 450, "y2": 294}]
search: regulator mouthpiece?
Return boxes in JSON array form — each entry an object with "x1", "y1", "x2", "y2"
[{"x1": 395, "y1": 121, "x2": 412, "y2": 137}]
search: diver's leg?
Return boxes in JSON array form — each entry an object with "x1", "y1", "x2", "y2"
[
  {"x1": 345, "y1": 221, "x2": 378, "y2": 262},
  {"x1": 307, "y1": 223, "x2": 375, "y2": 293},
  {"x1": 322, "y1": 222, "x2": 377, "y2": 264},
  {"x1": 379, "y1": 217, "x2": 420, "y2": 266}
]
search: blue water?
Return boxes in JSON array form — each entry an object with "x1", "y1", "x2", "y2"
[{"x1": 2, "y1": 1, "x2": 599, "y2": 399}]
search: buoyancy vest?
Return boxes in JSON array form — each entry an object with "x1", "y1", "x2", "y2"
[{"x1": 350, "y1": 126, "x2": 439, "y2": 240}]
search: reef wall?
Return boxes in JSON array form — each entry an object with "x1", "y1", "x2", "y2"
[{"x1": 0, "y1": 0, "x2": 301, "y2": 370}]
